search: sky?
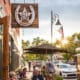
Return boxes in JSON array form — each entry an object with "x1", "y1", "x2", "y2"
[{"x1": 11, "y1": 0, "x2": 80, "y2": 42}]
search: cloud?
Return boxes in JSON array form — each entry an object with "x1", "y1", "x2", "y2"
[
  {"x1": 38, "y1": 0, "x2": 80, "y2": 8},
  {"x1": 56, "y1": 0, "x2": 80, "y2": 5}
]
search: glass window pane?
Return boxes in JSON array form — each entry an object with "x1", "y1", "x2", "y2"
[{"x1": 0, "y1": 25, "x2": 3, "y2": 34}]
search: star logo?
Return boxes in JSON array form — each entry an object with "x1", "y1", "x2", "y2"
[{"x1": 19, "y1": 7, "x2": 32, "y2": 22}]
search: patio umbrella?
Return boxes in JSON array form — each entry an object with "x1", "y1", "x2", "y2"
[{"x1": 24, "y1": 44, "x2": 67, "y2": 54}]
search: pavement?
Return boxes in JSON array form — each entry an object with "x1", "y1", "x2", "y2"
[
  {"x1": 64, "y1": 79, "x2": 77, "y2": 80},
  {"x1": 26, "y1": 72, "x2": 33, "y2": 80}
]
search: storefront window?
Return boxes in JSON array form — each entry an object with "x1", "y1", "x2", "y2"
[{"x1": 0, "y1": 25, "x2": 3, "y2": 34}]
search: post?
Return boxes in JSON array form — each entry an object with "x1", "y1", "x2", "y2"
[
  {"x1": 51, "y1": 11, "x2": 53, "y2": 44},
  {"x1": 51, "y1": 11, "x2": 53, "y2": 62},
  {"x1": 3, "y1": 16, "x2": 9, "y2": 80}
]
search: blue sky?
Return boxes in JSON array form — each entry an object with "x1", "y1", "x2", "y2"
[{"x1": 11, "y1": 0, "x2": 80, "y2": 42}]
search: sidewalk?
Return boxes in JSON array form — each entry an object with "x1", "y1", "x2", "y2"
[{"x1": 26, "y1": 71, "x2": 33, "y2": 80}]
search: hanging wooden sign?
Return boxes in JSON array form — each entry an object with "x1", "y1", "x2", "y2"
[{"x1": 11, "y1": 3, "x2": 39, "y2": 28}]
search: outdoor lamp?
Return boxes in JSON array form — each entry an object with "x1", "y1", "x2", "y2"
[{"x1": 55, "y1": 19, "x2": 61, "y2": 25}]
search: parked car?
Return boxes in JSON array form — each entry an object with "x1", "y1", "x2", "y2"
[{"x1": 54, "y1": 63, "x2": 77, "y2": 78}]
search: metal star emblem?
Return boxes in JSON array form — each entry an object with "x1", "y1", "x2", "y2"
[{"x1": 19, "y1": 7, "x2": 32, "y2": 21}]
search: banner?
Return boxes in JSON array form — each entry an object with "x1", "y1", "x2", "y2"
[{"x1": 11, "y1": 3, "x2": 39, "y2": 28}]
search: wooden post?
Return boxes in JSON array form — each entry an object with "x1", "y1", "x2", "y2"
[{"x1": 3, "y1": 16, "x2": 9, "y2": 80}]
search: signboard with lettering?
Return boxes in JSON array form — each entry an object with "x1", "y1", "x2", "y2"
[{"x1": 11, "y1": 3, "x2": 39, "y2": 28}]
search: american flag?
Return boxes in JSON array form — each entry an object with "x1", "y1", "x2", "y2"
[{"x1": 58, "y1": 26, "x2": 64, "y2": 39}]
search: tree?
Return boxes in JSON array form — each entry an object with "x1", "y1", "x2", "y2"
[
  {"x1": 25, "y1": 53, "x2": 36, "y2": 60},
  {"x1": 53, "y1": 32, "x2": 80, "y2": 61},
  {"x1": 31, "y1": 37, "x2": 49, "y2": 60},
  {"x1": 32, "y1": 37, "x2": 49, "y2": 46},
  {"x1": 22, "y1": 40, "x2": 30, "y2": 49},
  {"x1": 22, "y1": 37, "x2": 49, "y2": 60}
]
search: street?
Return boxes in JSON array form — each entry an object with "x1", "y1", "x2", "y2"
[{"x1": 64, "y1": 79, "x2": 77, "y2": 80}]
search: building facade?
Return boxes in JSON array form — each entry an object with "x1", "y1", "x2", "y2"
[
  {"x1": 9, "y1": 27, "x2": 23, "y2": 71},
  {"x1": 0, "y1": 0, "x2": 23, "y2": 79}
]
